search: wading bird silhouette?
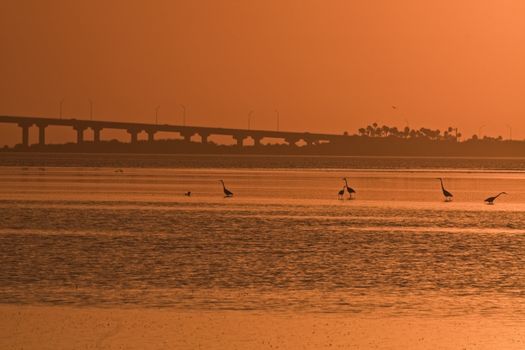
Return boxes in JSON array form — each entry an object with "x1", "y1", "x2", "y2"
[
  {"x1": 343, "y1": 178, "x2": 356, "y2": 199},
  {"x1": 437, "y1": 178, "x2": 453, "y2": 202},
  {"x1": 219, "y1": 180, "x2": 234, "y2": 198},
  {"x1": 338, "y1": 186, "x2": 345, "y2": 200},
  {"x1": 484, "y1": 192, "x2": 506, "y2": 205}
]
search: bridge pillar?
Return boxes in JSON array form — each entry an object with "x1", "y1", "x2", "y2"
[
  {"x1": 233, "y1": 135, "x2": 247, "y2": 147},
  {"x1": 147, "y1": 130, "x2": 156, "y2": 143},
  {"x1": 252, "y1": 136, "x2": 262, "y2": 147},
  {"x1": 285, "y1": 137, "x2": 299, "y2": 146},
  {"x1": 304, "y1": 138, "x2": 315, "y2": 147},
  {"x1": 74, "y1": 127, "x2": 86, "y2": 144},
  {"x1": 92, "y1": 128, "x2": 102, "y2": 143},
  {"x1": 19, "y1": 124, "x2": 31, "y2": 148},
  {"x1": 128, "y1": 129, "x2": 139, "y2": 144},
  {"x1": 182, "y1": 132, "x2": 194, "y2": 142},
  {"x1": 38, "y1": 125, "x2": 47, "y2": 146},
  {"x1": 199, "y1": 133, "x2": 209, "y2": 144}
]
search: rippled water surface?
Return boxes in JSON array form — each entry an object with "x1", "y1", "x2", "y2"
[{"x1": 1, "y1": 154, "x2": 525, "y2": 319}]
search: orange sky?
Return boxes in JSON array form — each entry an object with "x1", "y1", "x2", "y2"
[{"x1": 1, "y1": 0, "x2": 525, "y2": 146}]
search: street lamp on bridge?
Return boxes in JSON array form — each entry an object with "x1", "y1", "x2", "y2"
[
  {"x1": 155, "y1": 106, "x2": 160, "y2": 125},
  {"x1": 248, "y1": 110, "x2": 254, "y2": 130},
  {"x1": 180, "y1": 105, "x2": 186, "y2": 126},
  {"x1": 59, "y1": 98, "x2": 65, "y2": 119},
  {"x1": 506, "y1": 124, "x2": 512, "y2": 140}
]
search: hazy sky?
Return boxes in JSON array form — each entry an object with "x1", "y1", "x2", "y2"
[{"x1": 1, "y1": 0, "x2": 525, "y2": 145}]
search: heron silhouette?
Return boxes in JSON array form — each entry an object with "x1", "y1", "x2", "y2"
[
  {"x1": 338, "y1": 186, "x2": 345, "y2": 200},
  {"x1": 342, "y1": 178, "x2": 356, "y2": 199},
  {"x1": 484, "y1": 192, "x2": 506, "y2": 205},
  {"x1": 219, "y1": 180, "x2": 234, "y2": 198},
  {"x1": 437, "y1": 178, "x2": 453, "y2": 202}
]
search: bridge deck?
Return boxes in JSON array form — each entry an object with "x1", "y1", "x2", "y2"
[{"x1": 0, "y1": 115, "x2": 348, "y2": 146}]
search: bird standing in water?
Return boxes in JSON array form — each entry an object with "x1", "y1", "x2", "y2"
[
  {"x1": 343, "y1": 177, "x2": 356, "y2": 199},
  {"x1": 437, "y1": 178, "x2": 453, "y2": 202},
  {"x1": 219, "y1": 180, "x2": 234, "y2": 197},
  {"x1": 338, "y1": 186, "x2": 345, "y2": 200},
  {"x1": 484, "y1": 192, "x2": 506, "y2": 205}
]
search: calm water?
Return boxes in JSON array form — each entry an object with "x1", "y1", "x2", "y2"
[{"x1": 1, "y1": 153, "x2": 525, "y2": 318}]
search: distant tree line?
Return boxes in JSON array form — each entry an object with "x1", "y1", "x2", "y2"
[
  {"x1": 357, "y1": 123, "x2": 461, "y2": 141},
  {"x1": 469, "y1": 134, "x2": 504, "y2": 141}
]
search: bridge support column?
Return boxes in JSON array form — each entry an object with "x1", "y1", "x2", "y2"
[
  {"x1": 182, "y1": 132, "x2": 194, "y2": 142},
  {"x1": 74, "y1": 127, "x2": 86, "y2": 144},
  {"x1": 285, "y1": 137, "x2": 299, "y2": 146},
  {"x1": 304, "y1": 138, "x2": 315, "y2": 147},
  {"x1": 38, "y1": 125, "x2": 47, "y2": 146},
  {"x1": 92, "y1": 128, "x2": 102, "y2": 143},
  {"x1": 147, "y1": 130, "x2": 156, "y2": 143},
  {"x1": 200, "y1": 133, "x2": 209, "y2": 144},
  {"x1": 252, "y1": 136, "x2": 262, "y2": 147},
  {"x1": 19, "y1": 124, "x2": 30, "y2": 148},
  {"x1": 233, "y1": 135, "x2": 246, "y2": 147},
  {"x1": 128, "y1": 129, "x2": 139, "y2": 144}
]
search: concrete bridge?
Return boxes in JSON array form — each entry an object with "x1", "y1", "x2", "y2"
[{"x1": 0, "y1": 115, "x2": 348, "y2": 148}]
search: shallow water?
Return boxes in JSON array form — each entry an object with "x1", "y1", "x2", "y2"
[
  {"x1": 1, "y1": 154, "x2": 525, "y2": 319},
  {"x1": 3, "y1": 152, "x2": 525, "y2": 170}
]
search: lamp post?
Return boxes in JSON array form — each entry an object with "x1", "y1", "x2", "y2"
[
  {"x1": 506, "y1": 124, "x2": 512, "y2": 140},
  {"x1": 275, "y1": 110, "x2": 280, "y2": 131},
  {"x1": 180, "y1": 105, "x2": 186, "y2": 126},
  {"x1": 248, "y1": 110, "x2": 254, "y2": 130},
  {"x1": 59, "y1": 98, "x2": 65, "y2": 119},
  {"x1": 478, "y1": 125, "x2": 485, "y2": 138},
  {"x1": 89, "y1": 99, "x2": 93, "y2": 120},
  {"x1": 155, "y1": 106, "x2": 160, "y2": 125}
]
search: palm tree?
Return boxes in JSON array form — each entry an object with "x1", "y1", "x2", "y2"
[
  {"x1": 366, "y1": 125, "x2": 374, "y2": 137},
  {"x1": 403, "y1": 126, "x2": 410, "y2": 138},
  {"x1": 381, "y1": 125, "x2": 390, "y2": 137},
  {"x1": 390, "y1": 126, "x2": 400, "y2": 138},
  {"x1": 372, "y1": 123, "x2": 380, "y2": 137}
]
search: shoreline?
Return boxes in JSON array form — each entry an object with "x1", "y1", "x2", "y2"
[
  {"x1": 3, "y1": 134, "x2": 525, "y2": 158},
  {"x1": 2, "y1": 152, "x2": 525, "y2": 172}
]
